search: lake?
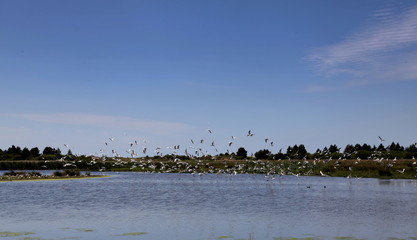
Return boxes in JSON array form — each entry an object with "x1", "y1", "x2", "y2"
[{"x1": 1, "y1": 172, "x2": 417, "y2": 240}]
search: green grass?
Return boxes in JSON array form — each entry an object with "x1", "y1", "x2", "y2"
[
  {"x1": 0, "y1": 232, "x2": 35, "y2": 237},
  {"x1": 112, "y1": 232, "x2": 148, "y2": 236}
]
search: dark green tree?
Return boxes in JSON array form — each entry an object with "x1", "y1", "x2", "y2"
[
  {"x1": 388, "y1": 142, "x2": 400, "y2": 151},
  {"x1": 30, "y1": 147, "x2": 40, "y2": 157},
  {"x1": 67, "y1": 149, "x2": 73, "y2": 156},
  {"x1": 254, "y1": 149, "x2": 271, "y2": 160},
  {"x1": 328, "y1": 144, "x2": 340, "y2": 153},
  {"x1": 21, "y1": 147, "x2": 31, "y2": 159},
  {"x1": 343, "y1": 144, "x2": 354, "y2": 154},
  {"x1": 377, "y1": 144, "x2": 386, "y2": 152},
  {"x1": 42, "y1": 147, "x2": 62, "y2": 158},
  {"x1": 361, "y1": 144, "x2": 372, "y2": 152},
  {"x1": 236, "y1": 147, "x2": 247, "y2": 159},
  {"x1": 298, "y1": 144, "x2": 308, "y2": 156},
  {"x1": 43, "y1": 146, "x2": 54, "y2": 155},
  {"x1": 286, "y1": 146, "x2": 293, "y2": 155},
  {"x1": 7, "y1": 145, "x2": 21, "y2": 154},
  {"x1": 406, "y1": 144, "x2": 417, "y2": 152}
]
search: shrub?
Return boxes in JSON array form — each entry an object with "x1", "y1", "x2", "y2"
[
  {"x1": 63, "y1": 169, "x2": 80, "y2": 176},
  {"x1": 53, "y1": 171, "x2": 63, "y2": 177}
]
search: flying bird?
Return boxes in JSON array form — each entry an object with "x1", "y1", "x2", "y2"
[
  {"x1": 247, "y1": 130, "x2": 254, "y2": 136},
  {"x1": 378, "y1": 136, "x2": 385, "y2": 142}
]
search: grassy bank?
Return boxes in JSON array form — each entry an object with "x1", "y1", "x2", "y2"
[{"x1": 1, "y1": 158, "x2": 417, "y2": 179}]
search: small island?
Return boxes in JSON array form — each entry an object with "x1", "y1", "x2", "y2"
[{"x1": 0, "y1": 169, "x2": 107, "y2": 182}]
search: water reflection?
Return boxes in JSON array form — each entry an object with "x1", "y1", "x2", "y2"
[{"x1": 1, "y1": 172, "x2": 417, "y2": 240}]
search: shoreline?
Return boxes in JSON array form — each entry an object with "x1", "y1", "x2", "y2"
[{"x1": 1, "y1": 158, "x2": 417, "y2": 179}]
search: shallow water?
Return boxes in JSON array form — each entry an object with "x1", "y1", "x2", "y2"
[{"x1": 1, "y1": 172, "x2": 417, "y2": 240}]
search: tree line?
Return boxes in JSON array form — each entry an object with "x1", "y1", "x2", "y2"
[
  {"x1": 0, "y1": 145, "x2": 70, "y2": 160},
  {"x1": 1, "y1": 142, "x2": 416, "y2": 161},
  {"x1": 229, "y1": 142, "x2": 417, "y2": 160}
]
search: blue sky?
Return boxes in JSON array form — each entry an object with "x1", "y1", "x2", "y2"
[{"x1": 1, "y1": 0, "x2": 417, "y2": 156}]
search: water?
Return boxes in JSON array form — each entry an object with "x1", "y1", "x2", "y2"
[{"x1": 1, "y1": 172, "x2": 417, "y2": 240}]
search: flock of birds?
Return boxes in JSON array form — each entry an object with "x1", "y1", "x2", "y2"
[
  {"x1": 87, "y1": 129, "x2": 276, "y2": 159},
  {"x1": 56, "y1": 132, "x2": 417, "y2": 179},
  {"x1": 57, "y1": 129, "x2": 288, "y2": 177}
]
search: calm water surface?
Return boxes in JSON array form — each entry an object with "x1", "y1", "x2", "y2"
[{"x1": 1, "y1": 172, "x2": 417, "y2": 240}]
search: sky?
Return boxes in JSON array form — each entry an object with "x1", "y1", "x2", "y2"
[{"x1": 1, "y1": 0, "x2": 417, "y2": 157}]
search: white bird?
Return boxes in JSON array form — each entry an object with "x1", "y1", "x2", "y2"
[
  {"x1": 109, "y1": 137, "x2": 115, "y2": 141},
  {"x1": 270, "y1": 142, "x2": 274, "y2": 147},
  {"x1": 228, "y1": 141, "x2": 233, "y2": 147},
  {"x1": 207, "y1": 129, "x2": 212, "y2": 134},
  {"x1": 378, "y1": 136, "x2": 385, "y2": 142},
  {"x1": 397, "y1": 168, "x2": 405, "y2": 174},
  {"x1": 231, "y1": 136, "x2": 236, "y2": 139},
  {"x1": 63, "y1": 144, "x2": 69, "y2": 148},
  {"x1": 264, "y1": 138, "x2": 269, "y2": 143},
  {"x1": 247, "y1": 130, "x2": 254, "y2": 136}
]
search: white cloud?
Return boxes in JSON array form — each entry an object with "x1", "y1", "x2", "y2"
[
  {"x1": 7, "y1": 113, "x2": 194, "y2": 134},
  {"x1": 306, "y1": 3, "x2": 417, "y2": 90}
]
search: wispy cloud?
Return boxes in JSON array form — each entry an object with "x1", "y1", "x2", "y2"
[
  {"x1": 306, "y1": 3, "x2": 417, "y2": 91},
  {"x1": 7, "y1": 113, "x2": 193, "y2": 134}
]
